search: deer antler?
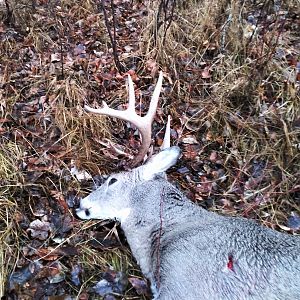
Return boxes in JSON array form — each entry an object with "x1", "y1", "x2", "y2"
[
  {"x1": 161, "y1": 115, "x2": 171, "y2": 150},
  {"x1": 84, "y1": 71, "x2": 163, "y2": 166}
]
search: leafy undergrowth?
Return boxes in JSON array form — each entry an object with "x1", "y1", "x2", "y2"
[{"x1": 0, "y1": 0, "x2": 300, "y2": 299}]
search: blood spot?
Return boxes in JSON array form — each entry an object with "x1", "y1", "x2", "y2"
[{"x1": 227, "y1": 255, "x2": 234, "y2": 271}]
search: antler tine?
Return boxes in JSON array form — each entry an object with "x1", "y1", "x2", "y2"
[
  {"x1": 145, "y1": 71, "x2": 163, "y2": 122},
  {"x1": 84, "y1": 76, "x2": 142, "y2": 126},
  {"x1": 127, "y1": 74, "x2": 136, "y2": 112},
  {"x1": 161, "y1": 115, "x2": 171, "y2": 150},
  {"x1": 84, "y1": 72, "x2": 163, "y2": 167}
]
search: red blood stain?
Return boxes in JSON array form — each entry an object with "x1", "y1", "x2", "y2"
[{"x1": 227, "y1": 255, "x2": 234, "y2": 271}]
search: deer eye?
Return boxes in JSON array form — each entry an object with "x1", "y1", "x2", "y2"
[{"x1": 108, "y1": 178, "x2": 118, "y2": 186}]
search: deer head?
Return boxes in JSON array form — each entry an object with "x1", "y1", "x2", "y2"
[{"x1": 77, "y1": 72, "x2": 175, "y2": 221}]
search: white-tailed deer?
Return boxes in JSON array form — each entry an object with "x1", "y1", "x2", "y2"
[{"x1": 77, "y1": 73, "x2": 300, "y2": 300}]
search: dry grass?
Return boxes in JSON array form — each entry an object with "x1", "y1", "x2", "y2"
[
  {"x1": 51, "y1": 77, "x2": 114, "y2": 173},
  {"x1": 1, "y1": 0, "x2": 145, "y2": 297},
  {"x1": 0, "y1": 143, "x2": 23, "y2": 298},
  {"x1": 141, "y1": 0, "x2": 300, "y2": 226},
  {"x1": 0, "y1": 192, "x2": 19, "y2": 298}
]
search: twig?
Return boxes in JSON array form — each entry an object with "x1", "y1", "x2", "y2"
[
  {"x1": 4, "y1": 0, "x2": 14, "y2": 26},
  {"x1": 245, "y1": 0, "x2": 269, "y2": 53},
  {"x1": 100, "y1": 0, "x2": 124, "y2": 73},
  {"x1": 59, "y1": 20, "x2": 65, "y2": 79},
  {"x1": 162, "y1": 0, "x2": 176, "y2": 44},
  {"x1": 51, "y1": 3, "x2": 65, "y2": 79},
  {"x1": 266, "y1": 17, "x2": 286, "y2": 62},
  {"x1": 154, "y1": 0, "x2": 176, "y2": 46}
]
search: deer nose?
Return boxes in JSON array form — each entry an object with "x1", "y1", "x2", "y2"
[{"x1": 76, "y1": 207, "x2": 91, "y2": 219}]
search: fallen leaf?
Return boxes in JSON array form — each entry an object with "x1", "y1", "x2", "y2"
[
  {"x1": 74, "y1": 44, "x2": 86, "y2": 56},
  {"x1": 9, "y1": 261, "x2": 42, "y2": 290},
  {"x1": 71, "y1": 264, "x2": 81, "y2": 286},
  {"x1": 51, "y1": 53, "x2": 61, "y2": 62},
  {"x1": 70, "y1": 165, "x2": 92, "y2": 181},
  {"x1": 209, "y1": 151, "x2": 218, "y2": 162},
  {"x1": 183, "y1": 144, "x2": 199, "y2": 160},
  {"x1": 93, "y1": 270, "x2": 128, "y2": 296},
  {"x1": 182, "y1": 135, "x2": 198, "y2": 144},
  {"x1": 128, "y1": 277, "x2": 149, "y2": 296},
  {"x1": 50, "y1": 190, "x2": 69, "y2": 212},
  {"x1": 201, "y1": 66, "x2": 211, "y2": 79},
  {"x1": 145, "y1": 59, "x2": 158, "y2": 77},
  {"x1": 124, "y1": 45, "x2": 133, "y2": 52},
  {"x1": 27, "y1": 219, "x2": 51, "y2": 240}
]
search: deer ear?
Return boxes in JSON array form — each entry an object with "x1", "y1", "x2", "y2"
[{"x1": 140, "y1": 146, "x2": 181, "y2": 181}]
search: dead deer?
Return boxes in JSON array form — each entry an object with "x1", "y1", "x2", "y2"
[{"x1": 77, "y1": 72, "x2": 300, "y2": 300}]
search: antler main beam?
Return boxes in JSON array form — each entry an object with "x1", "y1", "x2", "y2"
[{"x1": 84, "y1": 71, "x2": 163, "y2": 166}]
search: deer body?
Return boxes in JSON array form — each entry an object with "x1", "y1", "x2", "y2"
[
  {"x1": 77, "y1": 147, "x2": 300, "y2": 300},
  {"x1": 79, "y1": 74, "x2": 300, "y2": 299}
]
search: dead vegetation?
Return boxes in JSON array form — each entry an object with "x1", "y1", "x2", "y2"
[
  {"x1": 142, "y1": 0, "x2": 300, "y2": 223},
  {"x1": 0, "y1": 0, "x2": 299, "y2": 298},
  {"x1": 0, "y1": 142, "x2": 22, "y2": 297}
]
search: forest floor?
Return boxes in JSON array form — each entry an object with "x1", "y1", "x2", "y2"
[{"x1": 0, "y1": 0, "x2": 300, "y2": 299}]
